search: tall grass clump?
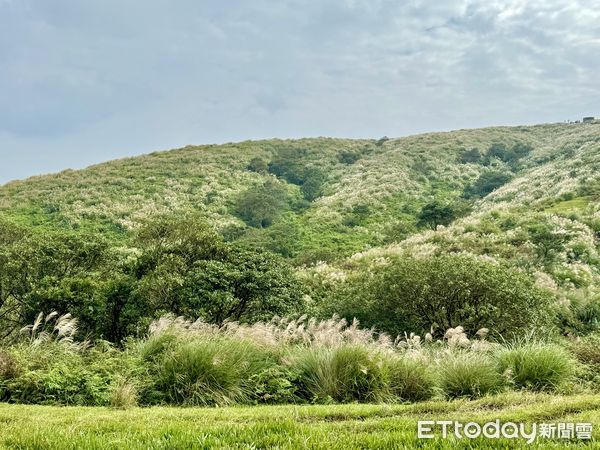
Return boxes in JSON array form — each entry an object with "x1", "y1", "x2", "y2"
[
  {"x1": 0, "y1": 312, "x2": 589, "y2": 407},
  {"x1": 134, "y1": 317, "x2": 277, "y2": 406},
  {"x1": 291, "y1": 344, "x2": 388, "y2": 403},
  {"x1": 385, "y1": 356, "x2": 436, "y2": 402},
  {"x1": 439, "y1": 352, "x2": 503, "y2": 399},
  {"x1": 497, "y1": 341, "x2": 574, "y2": 391},
  {"x1": 109, "y1": 377, "x2": 138, "y2": 409}
]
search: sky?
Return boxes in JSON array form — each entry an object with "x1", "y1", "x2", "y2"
[{"x1": 1, "y1": 0, "x2": 599, "y2": 184}]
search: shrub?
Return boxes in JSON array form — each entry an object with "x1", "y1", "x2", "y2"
[
  {"x1": 439, "y1": 352, "x2": 503, "y2": 398},
  {"x1": 268, "y1": 147, "x2": 308, "y2": 185},
  {"x1": 334, "y1": 254, "x2": 553, "y2": 338},
  {"x1": 299, "y1": 168, "x2": 326, "y2": 201},
  {"x1": 568, "y1": 335, "x2": 600, "y2": 389},
  {"x1": 568, "y1": 334, "x2": 600, "y2": 366},
  {"x1": 458, "y1": 148, "x2": 482, "y2": 164},
  {"x1": 497, "y1": 343, "x2": 574, "y2": 391},
  {"x1": 484, "y1": 142, "x2": 531, "y2": 165},
  {"x1": 234, "y1": 180, "x2": 289, "y2": 228},
  {"x1": 5, "y1": 350, "x2": 113, "y2": 406},
  {"x1": 135, "y1": 216, "x2": 305, "y2": 325},
  {"x1": 463, "y1": 171, "x2": 512, "y2": 198},
  {"x1": 291, "y1": 345, "x2": 388, "y2": 403},
  {"x1": 417, "y1": 201, "x2": 459, "y2": 229},
  {"x1": 386, "y1": 356, "x2": 436, "y2": 402},
  {"x1": 147, "y1": 336, "x2": 273, "y2": 406},
  {"x1": 110, "y1": 378, "x2": 138, "y2": 409},
  {"x1": 247, "y1": 157, "x2": 269, "y2": 173},
  {"x1": 0, "y1": 350, "x2": 22, "y2": 380},
  {"x1": 248, "y1": 366, "x2": 299, "y2": 404},
  {"x1": 338, "y1": 150, "x2": 361, "y2": 164}
]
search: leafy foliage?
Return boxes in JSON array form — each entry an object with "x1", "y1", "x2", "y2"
[
  {"x1": 235, "y1": 180, "x2": 290, "y2": 228},
  {"x1": 463, "y1": 171, "x2": 512, "y2": 198},
  {"x1": 326, "y1": 254, "x2": 553, "y2": 337}
]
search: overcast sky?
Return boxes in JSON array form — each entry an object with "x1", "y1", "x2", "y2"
[{"x1": 1, "y1": 0, "x2": 599, "y2": 184}]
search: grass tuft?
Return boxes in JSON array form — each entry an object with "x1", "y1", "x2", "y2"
[
  {"x1": 386, "y1": 356, "x2": 436, "y2": 402},
  {"x1": 497, "y1": 342, "x2": 574, "y2": 391},
  {"x1": 439, "y1": 352, "x2": 503, "y2": 399}
]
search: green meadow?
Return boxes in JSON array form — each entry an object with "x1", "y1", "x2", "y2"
[{"x1": 1, "y1": 393, "x2": 599, "y2": 449}]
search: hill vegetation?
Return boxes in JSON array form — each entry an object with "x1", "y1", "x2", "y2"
[
  {"x1": 1, "y1": 121, "x2": 600, "y2": 410},
  {"x1": 2, "y1": 122, "x2": 597, "y2": 266}
]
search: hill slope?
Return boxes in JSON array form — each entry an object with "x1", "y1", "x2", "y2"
[
  {"x1": 1, "y1": 122, "x2": 598, "y2": 258},
  {"x1": 1, "y1": 122, "x2": 600, "y2": 302}
]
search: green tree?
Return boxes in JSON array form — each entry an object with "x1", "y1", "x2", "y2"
[
  {"x1": 484, "y1": 142, "x2": 532, "y2": 166},
  {"x1": 180, "y1": 249, "x2": 303, "y2": 323},
  {"x1": 0, "y1": 225, "x2": 110, "y2": 339},
  {"x1": 234, "y1": 180, "x2": 289, "y2": 228},
  {"x1": 268, "y1": 147, "x2": 307, "y2": 185},
  {"x1": 300, "y1": 168, "x2": 326, "y2": 201},
  {"x1": 527, "y1": 223, "x2": 570, "y2": 264},
  {"x1": 246, "y1": 157, "x2": 269, "y2": 174},
  {"x1": 134, "y1": 215, "x2": 304, "y2": 324},
  {"x1": 458, "y1": 148, "x2": 482, "y2": 164},
  {"x1": 328, "y1": 255, "x2": 553, "y2": 337},
  {"x1": 417, "y1": 201, "x2": 460, "y2": 229},
  {"x1": 463, "y1": 171, "x2": 512, "y2": 198}
]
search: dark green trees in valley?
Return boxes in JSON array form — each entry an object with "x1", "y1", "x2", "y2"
[
  {"x1": 235, "y1": 180, "x2": 289, "y2": 228},
  {"x1": 134, "y1": 215, "x2": 304, "y2": 324},
  {"x1": 0, "y1": 215, "x2": 304, "y2": 342},
  {"x1": 417, "y1": 200, "x2": 469, "y2": 229}
]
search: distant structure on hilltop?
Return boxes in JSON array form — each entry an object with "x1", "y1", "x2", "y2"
[{"x1": 583, "y1": 116, "x2": 595, "y2": 123}]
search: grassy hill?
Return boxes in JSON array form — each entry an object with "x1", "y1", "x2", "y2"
[
  {"x1": 1, "y1": 122, "x2": 598, "y2": 245},
  {"x1": 3, "y1": 121, "x2": 600, "y2": 423},
  {"x1": 1, "y1": 121, "x2": 600, "y2": 307}
]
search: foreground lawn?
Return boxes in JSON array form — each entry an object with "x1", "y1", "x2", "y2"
[{"x1": 0, "y1": 393, "x2": 599, "y2": 449}]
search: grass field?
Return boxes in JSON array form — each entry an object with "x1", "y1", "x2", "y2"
[{"x1": 0, "y1": 393, "x2": 599, "y2": 449}]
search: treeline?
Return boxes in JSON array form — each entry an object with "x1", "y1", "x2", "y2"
[
  {"x1": 1, "y1": 209, "x2": 596, "y2": 344},
  {"x1": 0, "y1": 215, "x2": 304, "y2": 343}
]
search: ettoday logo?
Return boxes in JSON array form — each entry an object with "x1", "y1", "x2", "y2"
[{"x1": 418, "y1": 420, "x2": 593, "y2": 443}]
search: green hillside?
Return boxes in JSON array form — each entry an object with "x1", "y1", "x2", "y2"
[
  {"x1": 2, "y1": 122, "x2": 599, "y2": 263},
  {"x1": 2, "y1": 121, "x2": 600, "y2": 414},
  {"x1": 1, "y1": 121, "x2": 600, "y2": 337}
]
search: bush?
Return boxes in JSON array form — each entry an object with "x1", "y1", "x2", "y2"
[
  {"x1": 417, "y1": 201, "x2": 459, "y2": 229},
  {"x1": 146, "y1": 336, "x2": 273, "y2": 406},
  {"x1": 110, "y1": 378, "x2": 138, "y2": 409},
  {"x1": 234, "y1": 180, "x2": 289, "y2": 228},
  {"x1": 291, "y1": 345, "x2": 388, "y2": 403},
  {"x1": 247, "y1": 157, "x2": 269, "y2": 173},
  {"x1": 332, "y1": 254, "x2": 553, "y2": 338},
  {"x1": 439, "y1": 352, "x2": 503, "y2": 398},
  {"x1": 0, "y1": 350, "x2": 22, "y2": 380},
  {"x1": 5, "y1": 345, "x2": 115, "y2": 406},
  {"x1": 248, "y1": 366, "x2": 299, "y2": 404},
  {"x1": 386, "y1": 356, "x2": 436, "y2": 402},
  {"x1": 458, "y1": 148, "x2": 482, "y2": 164},
  {"x1": 569, "y1": 334, "x2": 600, "y2": 366},
  {"x1": 484, "y1": 142, "x2": 532, "y2": 166},
  {"x1": 463, "y1": 171, "x2": 512, "y2": 198},
  {"x1": 497, "y1": 343, "x2": 574, "y2": 391},
  {"x1": 135, "y1": 216, "x2": 305, "y2": 325}
]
